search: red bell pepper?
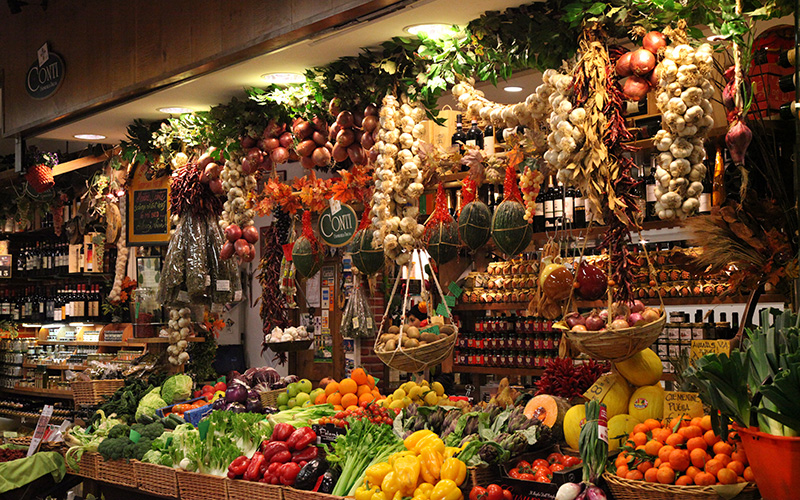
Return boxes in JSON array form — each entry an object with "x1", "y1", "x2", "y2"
[
  {"x1": 228, "y1": 455, "x2": 250, "y2": 478},
  {"x1": 262, "y1": 441, "x2": 289, "y2": 462},
  {"x1": 244, "y1": 452, "x2": 266, "y2": 481},
  {"x1": 271, "y1": 423, "x2": 296, "y2": 442},
  {"x1": 228, "y1": 470, "x2": 237, "y2": 479},
  {"x1": 278, "y1": 461, "x2": 302, "y2": 486},
  {"x1": 286, "y1": 427, "x2": 317, "y2": 450},
  {"x1": 271, "y1": 450, "x2": 292, "y2": 463},
  {"x1": 291, "y1": 446, "x2": 318, "y2": 463}
]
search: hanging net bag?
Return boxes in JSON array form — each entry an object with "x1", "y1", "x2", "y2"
[
  {"x1": 349, "y1": 205, "x2": 385, "y2": 275},
  {"x1": 425, "y1": 183, "x2": 459, "y2": 265},
  {"x1": 292, "y1": 211, "x2": 324, "y2": 279},
  {"x1": 457, "y1": 177, "x2": 492, "y2": 251},
  {"x1": 491, "y1": 159, "x2": 533, "y2": 256}
]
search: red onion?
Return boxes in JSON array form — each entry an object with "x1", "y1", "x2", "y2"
[
  {"x1": 328, "y1": 97, "x2": 341, "y2": 117},
  {"x1": 647, "y1": 68, "x2": 660, "y2": 87},
  {"x1": 312, "y1": 147, "x2": 331, "y2": 167},
  {"x1": 628, "y1": 312, "x2": 643, "y2": 326},
  {"x1": 368, "y1": 148, "x2": 379, "y2": 164},
  {"x1": 209, "y1": 179, "x2": 224, "y2": 195},
  {"x1": 642, "y1": 31, "x2": 667, "y2": 54},
  {"x1": 220, "y1": 241, "x2": 235, "y2": 260},
  {"x1": 324, "y1": 142, "x2": 334, "y2": 153},
  {"x1": 312, "y1": 131, "x2": 327, "y2": 146},
  {"x1": 259, "y1": 156, "x2": 274, "y2": 172},
  {"x1": 726, "y1": 119, "x2": 752, "y2": 165},
  {"x1": 630, "y1": 49, "x2": 656, "y2": 76},
  {"x1": 300, "y1": 155, "x2": 316, "y2": 170},
  {"x1": 598, "y1": 309, "x2": 609, "y2": 321},
  {"x1": 630, "y1": 300, "x2": 645, "y2": 313},
  {"x1": 585, "y1": 314, "x2": 605, "y2": 331},
  {"x1": 348, "y1": 144, "x2": 366, "y2": 165},
  {"x1": 197, "y1": 152, "x2": 213, "y2": 170},
  {"x1": 576, "y1": 262, "x2": 607, "y2": 301},
  {"x1": 225, "y1": 224, "x2": 242, "y2": 242},
  {"x1": 336, "y1": 129, "x2": 355, "y2": 147},
  {"x1": 623, "y1": 75, "x2": 650, "y2": 101},
  {"x1": 241, "y1": 243, "x2": 256, "y2": 263},
  {"x1": 361, "y1": 130, "x2": 375, "y2": 149},
  {"x1": 240, "y1": 159, "x2": 255, "y2": 175},
  {"x1": 246, "y1": 148, "x2": 263, "y2": 166},
  {"x1": 234, "y1": 238, "x2": 250, "y2": 258},
  {"x1": 204, "y1": 162, "x2": 221, "y2": 180},
  {"x1": 610, "y1": 318, "x2": 631, "y2": 330},
  {"x1": 293, "y1": 121, "x2": 313, "y2": 140},
  {"x1": 242, "y1": 225, "x2": 259, "y2": 244},
  {"x1": 336, "y1": 111, "x2": 354, "y2": 128},
  {"x1": 241, "y1": 136, "x2": 257, "y2": 149},
  {"x1": 263, "y1": 137, "x2": 280, "y2": 151},
  {"x1": 565, "y1": 312, "x2": 586, "y2": 328},
  {"x1": 296, "y1": 140, "x2": 316, "y2": 158},
  {"x1": 364, "y1": 103, "x2": 379, "y2": 116},
  {"x1": 615, "y1": 52, "x2": 633, "y2": 77},
  {"x1": 279, "y1": 132, "x2": 294, "y2": 149},
  {"x1": 641, "y1": 308, "x2": 661, "y2": 323},
  {"x1": 362, "y1": 115, "x2": 379, "y2": 133},
  {"x1": 311, "y1": 115, "x2": 327, "y2": 132},
  {"x1": 332, "y1": 143, "x2": 349, "y2": 163},
  {"x1": 263, "y1": 120, "x2": 283, "y2": 139},
  {"x1": 328, "y1": 122, "x2": 341, "y2": 142},
  {"x1": 270, "y1": 147, "x2": 289, "y2": 164}
]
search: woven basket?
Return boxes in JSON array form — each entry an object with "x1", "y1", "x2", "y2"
[
  {"x1": 603, "y1": 473, "x2": 759, "y2": 500},
  {"x1": 65, "y1": 451, "x2": 100, "y2": 479},
  {"x1": 260, "y1": 389, "x2": 285, "y2": 409},
  {"x1": 134, "y1": 461, "x2": 179, "y2": 498},
  {"x1": 98, "y1": 458, "x2": 137, "y2": 488},
  {"x1": 25, "y1": 163, "x2": 55, "y2": 193},
  {"x1": 71, "y1": 379, "x2": 124, "y2": 407},
  {"x1": 226, "y1": 478, "x2": 282, "y2": 500},
  {"x1": 375, "y1": 330, "x2": 458, "y2": 373},
  {"x1": 469, "y1": 464, "x2": 500, "y2": 489},
  {"x1": 283, "y1": 487, "x2": 346, "y2": 500},
  {"x1": 177, "y1": 470, "x2": 228, "y2": 500},
  {"x1": 559, "y1": 312, "x2": 665, "y2": 362}
]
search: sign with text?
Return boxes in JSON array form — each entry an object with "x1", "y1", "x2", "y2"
[
  {"x1": 27, "y1": 405, "x2": 53, "y2": 457},
  {"x1": 26, "y1": 44, "x2": 65, "y2": 100},
  {"x1": 127, "y1": 165, "x2": 171, "y2": 245},
  {"x1": 663, "y1": 391, "x2": 704, "y2": 420},
  {"x1": 690, "y1": 339, "x2": 731, "y2": 361},
  {"x1": 318, "y1": 204, "x2": 357, "y2": 247}
]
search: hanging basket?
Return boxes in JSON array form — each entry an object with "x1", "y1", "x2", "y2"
[
  {"x1": 25, "y1": 164, "x2": 55, "y2": 193},
  {"x1": 292, "y1": 211, "x2": 324, "y2": 278}
]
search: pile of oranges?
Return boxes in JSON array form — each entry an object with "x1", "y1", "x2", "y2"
[
  {"x1": 614, "y1": 414, "x2": 753, "y2": 486},
  {"x1": 315, "y1": 368, "x2": 386, "y2": 412}
]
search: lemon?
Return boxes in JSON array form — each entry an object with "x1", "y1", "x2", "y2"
[
  {"x1": 389, "y1": 400, "x2": 405, "y2": 410},
  {"x1": 402, "y1": 396, "x2": 412, "y2": 407},
  {"x1": 432, "y1": 381, "x2": 445, "y2": 397},
  {"x1": 424, "y1": 391, "x2": 438, "y2": 405},
  {"x1": 409, "y1": 386, "x2": 424, "y2": 400},
  {"x1": 393, "y1": 388, "x2": 406, "y2": 400}
]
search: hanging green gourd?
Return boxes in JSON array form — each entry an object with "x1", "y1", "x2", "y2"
[
  {"x1": 292, "y1": 210, "x2": 324, "y2": 278},
  {"x1": 425, "y1": 182, "x2": 459, "y2": 265},
  {"x1": 491, "y1": 151, "x2": 533, "y2": 256},
  {"x1": 349, "y1": 205, "x2": 384, "y2": 275},
  {"x1": 457, "y1": 177, "x2": 492, "y2": 251}
]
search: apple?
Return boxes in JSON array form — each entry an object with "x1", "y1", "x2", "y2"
[
  {"x1": 296, "y1": 392, "x2": 310, "y2": 406},
  {"x1": 287, "y1": 382, "x2": 300, "y2": 398},
  {"x1": 276, "y1": 392, "x2": 289, "y2": 406},
  {"x1": 298, "y1": 379, "x2": 313, "y2": 394},
  {"x1": 287, "y1": 398, "x2": 297, "y2": 409}
]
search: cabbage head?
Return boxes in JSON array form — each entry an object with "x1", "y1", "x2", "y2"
[
  {"x1": 135, "y1": 389, "x2": 167, "y2": 423},
  {"x1": 161, "y1": 374, "x2": 193, "y2": 404}
]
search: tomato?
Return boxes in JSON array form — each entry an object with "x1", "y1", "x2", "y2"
[
  {"x1": 486, "y1": 484, "x2": 505, "y2": 500},
  {"x1": 516, "y1": 460, "x2": 531, "y2": 470},
  {"x1": 502, "y1": 490, "x2": 512, "y2": 500},
  {"x1": 214, "y1": 381, "x2": 227, "y2": 392},
  {"x1": 547, "y1": 452, "x2": 564, "y2": 464},
  {"x1": 518, "y1": 473, "x2": 536, "y2": 481},
  {"x1": 561, "y1": 456, "x2": 582, "y2": 467},
  {"x1": 469, "y1": 486, "x2": 487, "y2": 500},
  {"x1": 508, "y1": 468, "x2": 521, "y2": 479},
  {"x1": 532, "y1": 459, "x2": 550, "y2": 469},
  {"x1": 202, "y1": 384, "x2": 215, "y2": 394},
  {"x1": 549, "y1": 463, "x2": 565, "y2": 472},
  {"x1": 534, "y1": 473, "x2": 551, "y2": 483}
]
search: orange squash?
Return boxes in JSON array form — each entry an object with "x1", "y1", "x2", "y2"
[{"x1": 524, "y1": 395, "x2": 570, "y2": 430}]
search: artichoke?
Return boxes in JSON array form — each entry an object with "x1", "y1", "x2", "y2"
[
  {"x1": 506, "y1": 407, "x2": 530, "y2": 433},
  {"x1": 441, "y1": 411, "x2": 460, "y2": 438},
  {"x1": 463, "y1": 415, "x2": 479, "y2": 436},
  {"x1": 428, "y1": 407, "x2": 446, "y2": 433},
  {"x1": 459, "y1": 433, "x2": 479, "y2": 447}
]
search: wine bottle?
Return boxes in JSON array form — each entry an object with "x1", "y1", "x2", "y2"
[
  {"x1": 451, "y1": 115, "x2": 467, "y2": 155},
  {"x1": 465, "y1": 120, "x2": 484, "y2": 149},
  {"x1": 778, "y1": 73, "x2": 796, "y2": 93},
  {"x1": 483, "y1": 123, "x2": 495, "y2": 157},
  {"x1": 778, "y1": 48, "x2": 796, "y2": 67},
  {"x1": 699, "y1": 161, "x2": 712, "y2": 215},
  {"x1": 533, "y1": 185, "x2": 546, "y2": 232},
  {"x1": 564, "y1": 185, "x2": 576, "y2": 226},
  {"x1": 553, "y1": 180, "x2": 565, "y2": 229},
  {"x1": 573, "y1": 187, "x2": 586, "y2": 228},
  {"x1": 779, "y1": 101, "x2": 798, "y2": 120},
  {"x1": 622, "y1": 99, "x2": 648, "y2": 117},
  {"x1": 544, "y1": 176, "x2": 555, "y2": 230},
  {"x1": 645, "y1": 156, "x2": 657, "y2": 221}
]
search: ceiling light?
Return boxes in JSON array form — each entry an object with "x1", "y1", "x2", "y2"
[
  {"x1": 504, "y1": 86, "x2": 523, "y2": 93},
  {"x1": 260, "y1": 72, "x2": 305, "y2": 85},
  {"x1": 404, "y1": 24, "x2": 456, "y2": 39},
  {"x1": 157, "y1": 106, "x2": 194, "y2": 114},
  {"x1": 73, "y1": 134, "x2": 105, "y2": 140}
]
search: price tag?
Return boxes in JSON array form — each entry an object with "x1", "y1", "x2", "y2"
[
  {"x1": 216, "y1": 280, "x2": 230, "y2": 292},
  {"x1": 444, "y1": 295, "x2": 456, "y2": 307},
  {"x1": 329, "y1": 198, "x2": 342, "y2": 214},
  {"x1": 234, "y1": 290, "x2": 243, "y2": 302},
  {"x1": 352, "y1": 317, "x2": 360, "y2": 329},
  {"x1": 598, "y1": 405, "x2": 608, "y2": 444},
  {"x1": 37, "y1": 43, "x2": 49, "y2": 67},
  {"x1": 663, "y1": 391, "x2": 704, "y2": 420},
  {"x1": 204, "y1": 275, "x2": 211, "y2": 287},
  {"x1": 177, "y1": 290, "x2": 190, "y2": 303},
  {"x1": 27, "y1": 405, "x2": 53, "y2": 457},
  {"x1": 583, "y1": 373, "x2": 616, "y2": 402},
  {"x1": 690, "y1": 339, "x2": 730, "y2": 361},
  {"x1": 436, "y1": 303, "x2": 449, "y2": 318},
  {"x1": 366, "y1": 317, "x2": 373, "y2": 329},
  {"x1": 448, "y1": 281, "x2": 463, "y2": 298}
]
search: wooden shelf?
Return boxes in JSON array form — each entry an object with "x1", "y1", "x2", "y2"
[
  {"x1": 22, "y1": 362, "x2": 88, "y2": 370},
  {"x1": 37, "y1": 337, "x2": 204, "y2": 346},
  {"x1": 0, "y1": 386, "x2": 73, "y2": 399},
  {"x1": 454, "y1": 364, "x2": 545, "y2": 377},
  {"x1": 454, "y1": 302, "x2": 530, "y2": 311}
]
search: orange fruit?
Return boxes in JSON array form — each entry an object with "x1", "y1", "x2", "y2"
[
  {"x1": 615, "y1": 453, "x2": 629, "y2": 468},
  {"x1": 635, "y1": 445, "x2": 646, "y2": 452},
  {"x1": 324, "y1": 382, "x2": 340, "y2": 395},
  {"x1": 326, "y1": 392, "x2": 342, "y2": 406},
  {"x1": 418, "y1": 301, "x2": 427, "y2": 314},
  {"x1": 669, "y1": 415, "x2": 691, "y2": 430},
  {"x1": 737, "y1": 476, "x2": 747, "y2": 483},
  {"x1": 358, "y1": 392, "x2": 375, "y2": 405},
  {"x1": 632, "y1": 432, "x2": 648, "y2": 447},
  {"x1": 654, "y1": 458, "x2": 662, "y2": 468},
  {"x1": 341, "y1": 393, "x2": 358, "y2": 408},
  {"x1": 743, "y1": 466, "x2": 755, "y2": 482},
  {"x1": 713, "y1": 441, "x2": 733, "y2": 456},
  {"x1": 676, "y1": 475, "x2": 694, "y2": 485},
  {"x1": 357, "y1": 385, "x2": 372, "y2": 397},
  {"x1": 367, "y1": 375, "x2": 376, "y2": 389},
  {"x1": 626, "y1": 470, "x2": 644, "y2": 481},
  {"x1": 616, "y1": 465, "x2": 629, "y2": 478},
  {"x1": 714, "y1": 454, "x2": 731, "y2": 467},
  {"x1": 700, "y1": 415, "x2": 713, "y2": 431},
  {"x1": 644, "y1": 418, "x2": 662, "y2": 431},
  {"x1": 333, "y1": 404, "x2": 344, "y2": 411},
  {"x1": 645, "y1": 439, "x2": 663, "y2": 457},
  {"x1": 705, "y1": 459, "x2": 724, "y2": 477},
  {"x1": 345, "y1": 405, "x2": 359, "y2": 412},
  {"x1": 690, "y1": 417, "x2": 703, "y2": 428},
  {"x1": 731, "y1": 448, "x2": 748, "y2": 465},
  {"x1": 686, "y1": 466, "x2": 701, "y2": 479},
  {"x1": 656, "y1": 466, "x2": 675, "y2": 484},
  {"x1": 727, "y1": 460, "x2": 745, "y2": 476},
  {"x1": 668, "y1": 449, "x2": 690, "y2": 472},
  {"x1": 644, "y1": 468, "x2": 659, "y2": 482},
  {"x1": 314, "y1": 392, "x2": 328, "y2": 405},
  {"x1": 690, "y1": 448, "x2": 708, "y2": 468},
  {"x1": 666, "y1": 433, "x2": 685, "y2": 447},
  {"x1": 637, "y1": 460, "x2": 653, "y2": 474},
  {"x1": 658, "y1": 445, "x2": 676, "y2": 464},
  {"x1": 633, "y1": 424, "x2": 650, "y2": 435},
  {"x1": 704, "y1": 429, "x2": 721, "y2": 447},
  {"x1": 687, "y1": 437, "x2": 707, "y2": 452},
  {"x1": 339, "y1": 378, "x2": 358, "y2": 395},
  {"x1": 351, "y1": 368, "x2": 368, "y2": 386},
  {"x1": 679, "y1": 425, "x2": 703, "y2": 440},
  {"x1": 694, "y1": 472, "x2": 716, "y2": 486},
  {"x1": 371, "y1": 388, "x2": 381, "y2": 398},
  {"x1": 653, "y1": 428, "x2": 672, "y2": 443},
  {"x1": 716, "y1": 467, "x2": 737, "y2": 485}
]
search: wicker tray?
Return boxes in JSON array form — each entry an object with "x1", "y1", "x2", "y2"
[
  {"x1": 469, "y1": 464, "x2": 501, "y2": 489},
  {"x1": 98, "y1": 457, "x2": 137, "y2": 488},
  {"x1": 264, "y1": 340, "x2": 314, "y2": 352},
  {"x1": 71, "y1": 379, "x2": 124, "y2": 407},
  {"x1": 177, "y1": 470, "x2": 228, "y2": 500},
  {"x1": 603, "y1": 472, "x2": 760, "y2": 500},
  {"x1": 260, "y1": 389, "x2": 284, "y2": 409},
  {"x1": 134, "y1": 461, "x2": 179, "y2": 498},
  {"x1": 559, "y1": 312, "x2": 666, "y2": 362},
  {"x1": 375, "y1": 328, "x2": 458, "y2": 373},
  {"x1": 283, "y1": 487, "x2": 347, "y2": 500},
  {"x1": 226, "y1": 478, "x2": 283, "y2": 500},
  {"x1": 65, "y1": 451, "x2": 100, "y2": 479}
]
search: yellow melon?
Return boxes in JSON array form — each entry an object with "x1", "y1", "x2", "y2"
[
  {"x1": 563, "y1": 404, "x2": 586, "y2": 451},
  {"x1": 586, "y1": 373, "x2": 631, "y2": 419},
  {"x1": 628, "y1": 384, "x2": 665, "y2": 422},
  {"x1": 607, "y1": 414, "x2": 640, "y2": 452},
  {"x1": 614, "y1": 348, "x2": 663, "y2": 387}
]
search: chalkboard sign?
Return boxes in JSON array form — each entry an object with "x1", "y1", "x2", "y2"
[{"x1": 128, "y1": 165, "x2": 171, "y2": 245}]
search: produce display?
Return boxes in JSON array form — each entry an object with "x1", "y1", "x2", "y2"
[
  {"x1": 312, "y1": 369, "x2": 385, "y2": 411},
  {"x1": 264, "y1": 325, "x2": 312, "y2": 343}
]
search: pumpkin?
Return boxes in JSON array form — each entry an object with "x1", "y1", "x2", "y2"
[
  {"x1": 524, "y1": 395, "x2": 570, "y2": 439},
  {"x1": 607, "y1": 414, "x2": 641, "y2": 452},
  {"x1": 292, "y1": 235, "x2": 324, "y2": 278},
  {"x1": 628, "y1": 384, "x2": 665, "y2": 422},
  {"x1": 426, "y1": 219, "x2": 459, "y2": 265},
  {"x1": 614, "y1": 348, "x2": 663, "y2": 387},
  {"x1": 491, "y1": 200, "x2": 532, "y2": 255},
  {"x1": 563, "y1": 404, "x2": 586, "y2": 451},
  {"x1": 349, "y1": 228, "x2": 384, "y2": 275},
  {"x1": 587, "y1": 373, "x2": 631, "y2": 419},
  {"x1": 458, "y1": 200, "x2": 492, "y2": 250}
]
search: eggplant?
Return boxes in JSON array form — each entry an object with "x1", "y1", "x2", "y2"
[
  {"x1": 318, "y1": 469, "x2": 339, "y2": 494},
  {"x1": 295, "y1": 459, "x2": 329, "y2": 490}
]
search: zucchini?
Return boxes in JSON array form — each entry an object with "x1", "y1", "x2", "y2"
[
  {"x1": 138, "y1": 413, "x2": 155, "y2": 425},
  {"x1": 168, "y1": 413, "x2": 186, "y2": 426},
  {"x1": 162, "y1": 416, "x2": 178, "y2": 430}
]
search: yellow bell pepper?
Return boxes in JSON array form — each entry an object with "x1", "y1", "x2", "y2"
[
  {"x1": 393, "y1": 455, "x2": 421, "y2": 494},
  {"x1": 414, "y1": 434, "x2": 445, "y2": 454},
  {"x1": 372, "y1": 492, "x2": 386, "y2": 500},
  {"x1": 404, "y1": 429, "x2": 434, "y2": 451},
  {"x1": 444, "y1": 446, "x2": 462, "y2": 459},
  {"x1": 430, "y1": 479, "x2": 463, "y2": 500},
  {"x1": 388, "y1": 450, "x2": 416, "y2": 466},
  {"x1": 381, "y1": 471, "x2": 401, "y2": 499},
  {"x1": 365, "y1": 462, "x2": 393, "y2": 488},
  {"x1": 419, "y1": 447, "x2": 443, "y2": 484},
  {"x1": 440, "y1": 457, "x2": 467, "y2": 486},
  {"x1": 414, "y1": 483, "x2": 434, "y2": 499},
  {"x1": 392, "y1": 492, "x2": 404, "y2": 500},
  {"x1": 355, "y1": 485, "x2": 379, "y2": 500}
]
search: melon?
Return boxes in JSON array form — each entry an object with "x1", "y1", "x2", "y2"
[
  {"x1": 349, "y1": 229, "x2": 384, "y2": 275},
  {"x1": 628, "y1": 384, "x2": 665, "y2": 422},
  {"x1": 614, "y1": 348, "x2": 663, "y2": 387},
  {"x1": 563, "y1": 404, "x2": 586, "y2": 451},
  {"x1": 587, "y1": 373, "x2": 631, "y2": 419},
  {"x1": 458, "y1": 200, "x2": 492, "y2": 251},
  {"x1": 491, "y1": 200, "x2": 533, "y2": 256},
  {"x1": 292, "y1": 235, "x2": 324, "y2": 278},
  {"x1": 607, "y1": 414, "x2": 640, "y2": 452},
  {"x1": 524, "y1": 395, "x2": 570, "y2": 438},
  {"x1": 426, "y1": 219, "x2": 459, "y2": 265}
]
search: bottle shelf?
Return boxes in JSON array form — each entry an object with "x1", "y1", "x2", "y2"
[
  {"x1": 0, "y1": 386, "x2": 73, "y2": 399},
  {"x1": 22, "y1": 362, "x2": 88, "y2": 370},
  {"x1": 453, "y1": 364, "x2": 545, "y2": 377}
]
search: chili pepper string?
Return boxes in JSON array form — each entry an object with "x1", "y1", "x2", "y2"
[
  {"x1": 259, "y1": 226, "x2": 289, "y2": 362},
  {"x1": 170, "y1": 165, "x2": 224, "y2": 217}
]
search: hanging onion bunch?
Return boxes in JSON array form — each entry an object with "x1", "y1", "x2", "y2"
[
  {"x1": 248, "y1": 119, "x2": 291, "y2": 171},
  {"x1": 652, "y1": 42, "x2": 715, "y2": 220},
  {"x1": 294, "y1": 116, "x2": 334, "y2": 169},
  {"x1": 162, "y1": 307, "x2": 193, "y2": 366},
  {"x1": 330, "y1": 107, "x2": 375, "y2": 168},
  {"x1": 370, "y1": 94, "x2": 427, "y2": 266},
  {"x1": 219, "y1": 157, "x2": 258, "y2": 263}
]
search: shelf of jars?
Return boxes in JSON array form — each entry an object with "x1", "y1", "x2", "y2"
[
  {"x1": 0, "y1": 386, "x2": 74, "y2": 399},
  {"x1": 453, "y1": 365, "x2": 545, "y2": 377},
  {"x1": 453, "y1": 294, "x2": 787, "y2": 311}
]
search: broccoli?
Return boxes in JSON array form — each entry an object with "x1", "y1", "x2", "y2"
[
  {"x1": 125, "y1": 438, "x2": 154, "y2": 461},
  {"x1": 141, "y1": 422, "x2": 165, "y2": 440},
  {"x1": 98, "y1": 437, "x2": 129, "y2": 461},
  {"x1": 107, "y1": 424, "x2": 131, "y2": 440}
]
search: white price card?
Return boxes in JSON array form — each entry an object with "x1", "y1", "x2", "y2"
[{"x1": 27, "y1": 405, "x2": 53, "y2": 456}]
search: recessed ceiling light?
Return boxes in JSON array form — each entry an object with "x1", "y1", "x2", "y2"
[
  {"x1": 73, "y1": 134, "x2": 106, "y2": 140},
  {"x1": 157, "y1": 106, "x2": 194, "y2": 114},
  {"x1": 504, "y1": 86, "x2": 523, "y2": 93},
  {"x1": 260, "y1": 72, "x2": 305, "y2": 85},
  {"x1": 404, "y1": 24, "x2": 456, "y2": 39}
]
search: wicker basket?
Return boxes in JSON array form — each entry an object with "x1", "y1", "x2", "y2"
[
  {"x1": 71, "y1": 379, "x2": 124, "y2": 407},
  {"x1": 65, "y1": 451, "x2": 100, "y2": 479},
  {"x1": 282, "y1": 487, "x2": 346, "y2": 500},
  {"x1": 98, "y1": 458, "x2": 137, "y2": 488},
  {"x1": 134, "y1": 461, "x2": 179, "y2": 498},
  {"x1": 560, "y1": 312, "x2": 665, "y2": 362},
  {"x1": 469, "y1": 464, "x2": 501, "y2": 489},
  {"x1": 226, "y1": 478, "x2": 282, "y2": 500},
  {"x1": 177, "y1": 470, "x2": 228, "y2": 500},
  {"x1": 603, "y1": 473, "x2": 760, "y2": 500},
  {"x1": 375, "y1": 330, "x2": 458, "y2": 373},
  {"x1": 260, "y1": 389, "x2": 285, "y2": 409},
  {"x1": 264, "y1": 340, "x2": 314, "y2": 352}
]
